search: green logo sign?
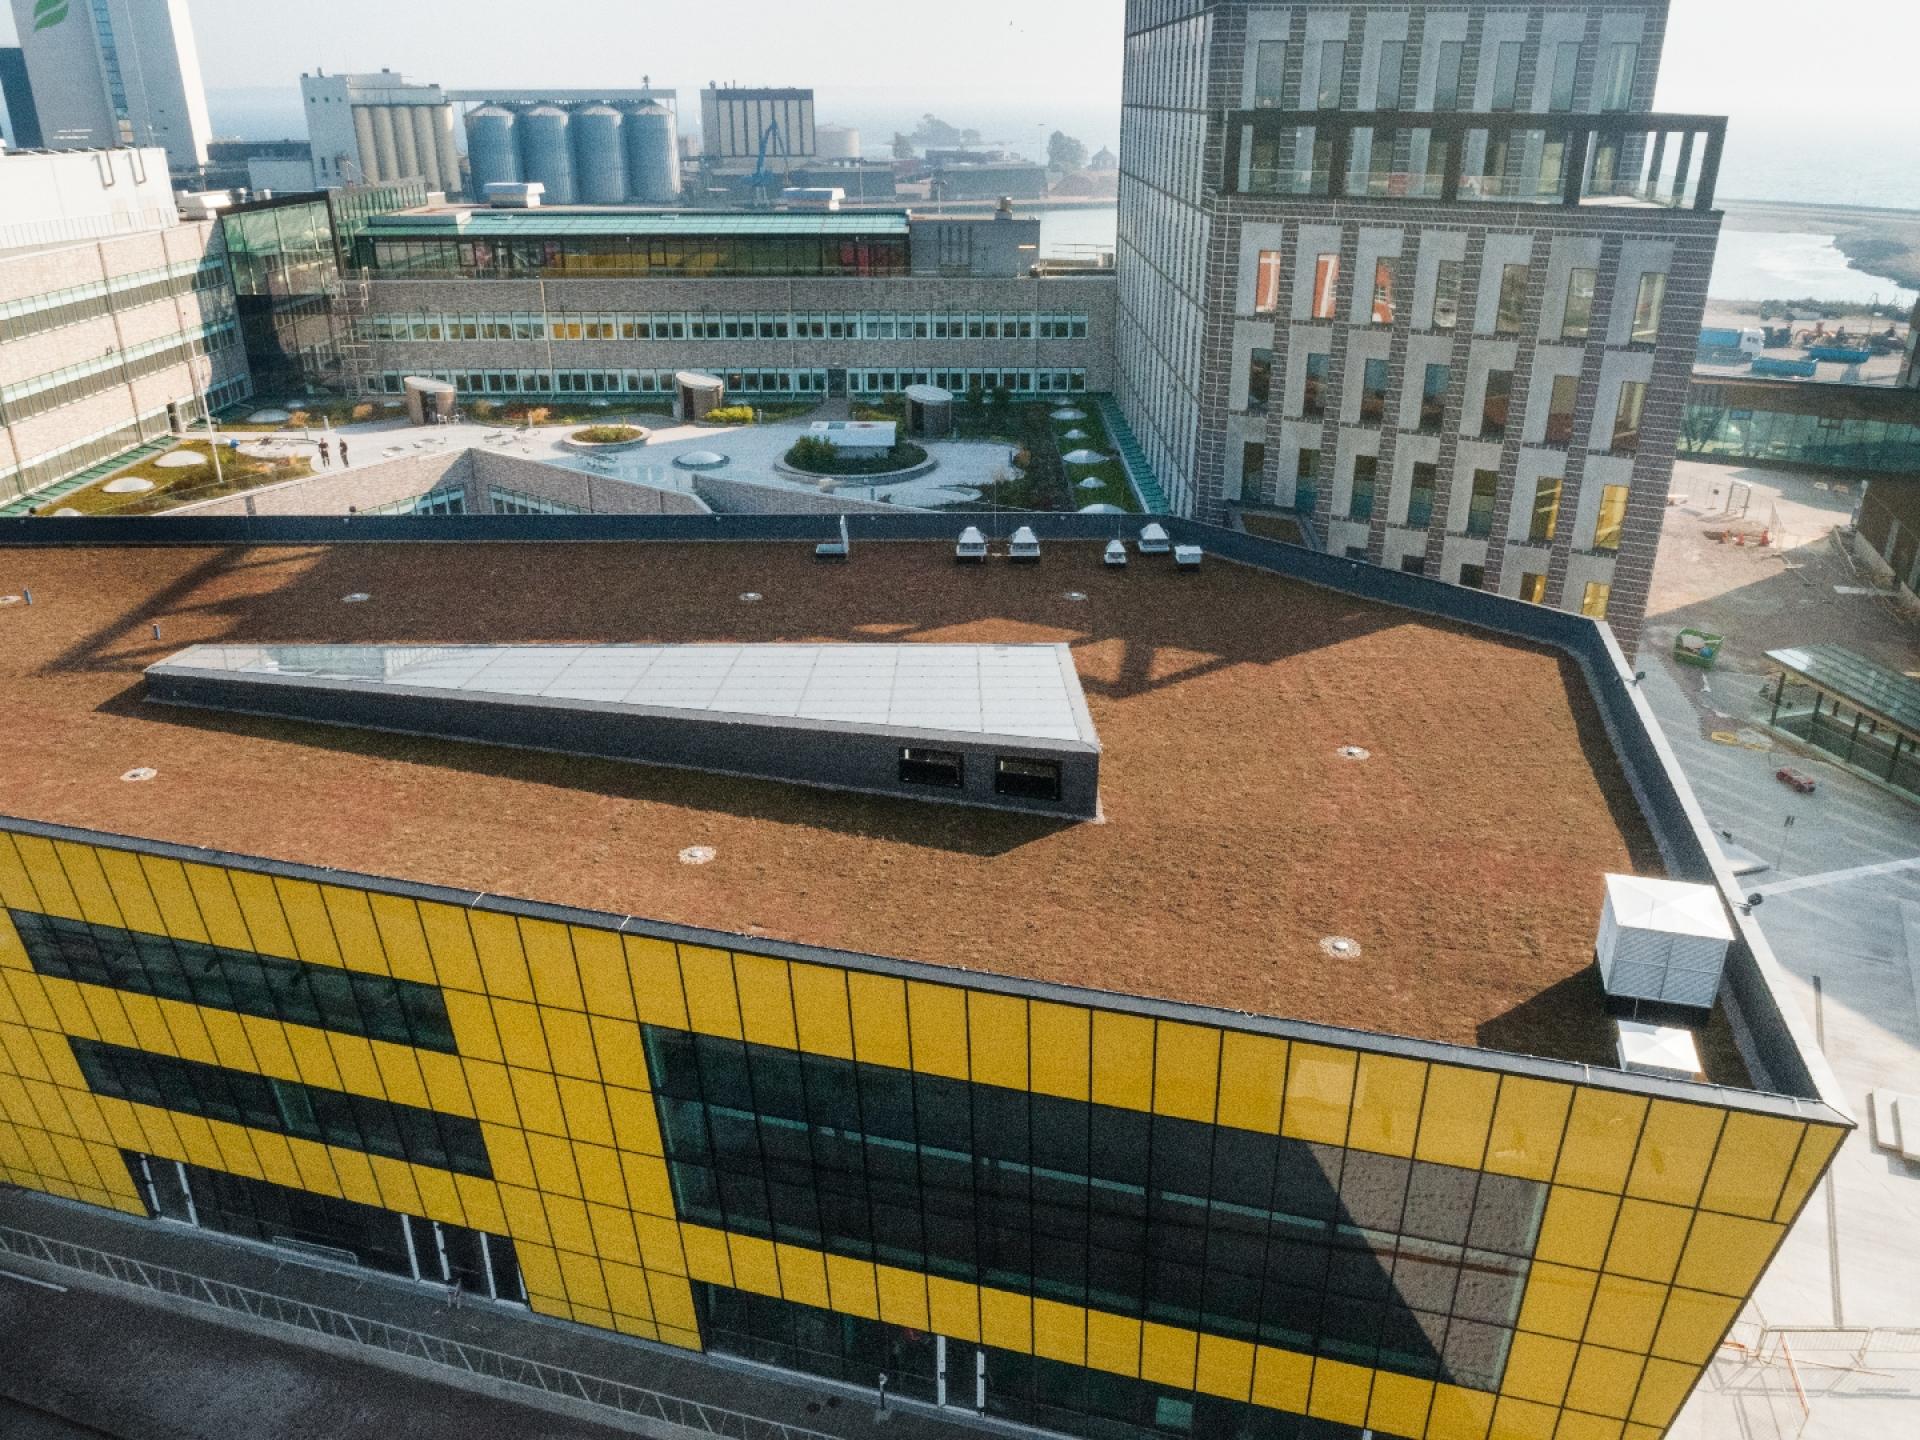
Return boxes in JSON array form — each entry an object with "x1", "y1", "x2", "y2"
[{"x1": 33, "y1": 0, "x2": 70, "y2": 33}]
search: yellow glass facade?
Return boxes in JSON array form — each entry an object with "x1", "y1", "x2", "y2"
[{"x1": 0, "y1": 824, "x2": 1845, "y2": 1439}]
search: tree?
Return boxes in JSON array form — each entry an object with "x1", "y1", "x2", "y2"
[
  {"x1": 890, "y1": 131, "x2": 915, "y2": 161},
  {"x1": 1048, "y1": 131, "x2": 1088, "y2": 172}
]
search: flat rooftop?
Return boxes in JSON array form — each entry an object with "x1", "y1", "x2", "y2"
[
  {"x1": 369, "y1": 208, "x2": 911, "y2": 238},
  {"x1": 0, "y1": 539, "x2": 1716, "y2": 1071}
]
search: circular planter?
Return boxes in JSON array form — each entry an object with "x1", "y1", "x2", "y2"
[
  {"x1": 562, "y1": 426, "x2": 652, "y2": 455},
  {"x1": 774, "y1": 456, "x2": 941, "y2": 488}
]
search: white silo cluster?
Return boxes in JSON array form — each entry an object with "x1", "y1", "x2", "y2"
[{"x1": 464, "y1": 101, "x2": 681, "y2": 205}]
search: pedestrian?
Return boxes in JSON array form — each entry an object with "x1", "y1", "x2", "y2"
[
  {"x1": 317, "y1": 438, "x2": 331, "y2": 468},
  {"x1": 338, "y1": 439, "x2": 350, "y2": 468}
]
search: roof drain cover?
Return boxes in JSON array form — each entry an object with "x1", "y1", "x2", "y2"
[
  {"x1": 1320, "y1": 935, "x2": 1362, "y2": 959},
  {"x1": 120, "y1": 767, "x2": 158, "y2": 783},
  {"x1": 679, "y1": 846, "x2": 716, "y2": 866},
  {"x1": 1336, "y1": 745, "x2": 1371, "y2": 761}
]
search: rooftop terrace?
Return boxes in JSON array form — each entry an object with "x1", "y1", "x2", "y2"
[{"x1": 0, "y1": 535, "x2": 1743, "y2": 1076}]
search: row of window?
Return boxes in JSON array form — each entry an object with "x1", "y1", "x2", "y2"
[
  {"x1": 487, "y1": 485, "x2": 585, "y2": 516},
  {"x1": 0, "y1": 259, "x2": 230, "y2": 345},
  {"x1": 1349, "y1": 552, "x2": 1611, "y2": 621},
  {"x1": 357, "y1": 235, "x2": 911, "y2": 282},
  {"x1": 898, "y1": 750, "x2": 1063, "y2": 801},
  {"x1": 367, "y1": 311, "x2": 1093, "y2": 344},
  {"x1": 1246, "y1": 36, "x2": 1639, "y2": 115},
  {"x1": 0, "y1": 321, "x2": 240, "y2": 424},
  {"x1": 10, "y1": 908, "x2": 458, "y2": 1054},
  {"x1": 70, "y1": 1038, "x2": 493, "y2": 1179},
  {"x1": 365, "y1": 486, "x2": 469, "y2": 517},
  {"x1": 373, "y1": 369, "x2": 1090, "y2": 400}
]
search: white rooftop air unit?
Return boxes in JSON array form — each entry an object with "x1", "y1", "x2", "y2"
[
  {"x1": 1009, "y1": 526, "x2": 1041, "y2": 563},
  {"x1": 1595, "y1": 874, "x2": 1733, "y2": 1011},
  {"x1": 1104, "y1": 539, "x2": 1128, "y2": 567},
  {"x1": 955, "y1": 526, "x2": 988, "y2": 563},
  {"x1": 1174, "y1": 544, "x2": 1203, "y2": 570},
  {"x1": 1139, "y1": 522, "x2": 1171, "y2": 554},
  {"x1": 1615, "y1": 1020, "x2": 1705, "y2": 1083},
  {"x1": 484, "y1": 181, "x2": 544, "y2": 208}
]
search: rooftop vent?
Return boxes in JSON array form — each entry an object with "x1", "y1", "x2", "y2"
[
  {"x1": 1008, "y1": 526, "x2": 1041, "y2": 563},
  {"x1": 955, "y1": 526, "x2": 987, "y2": 563},
  {"x1": 1104, "y1": 540, "x2": 1127, "y2": 567},
  {"x1": 1615, "y1": 1019, "x2": 1704, "y2": 1083},
  {"x1": 1595, "y1": 874, "x2": 1733, "y2": 1012},
  {"x1": 1174, "y1": 544, "x2": 1203, "y2": 571},
  {"x1": 1139, "y1": 523, "x2": 1170, "y2": 554}
]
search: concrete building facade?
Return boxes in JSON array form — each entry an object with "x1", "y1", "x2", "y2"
[
  {"x1": 0, "y1": 44, "x2": 43, "y2": 149},
  {"x1": 699, "y1": 86, "x2": 816, "y2": 175},
  {"x1": 1114, "y1": 0, "x2": 1721, "y2": 647},
  {"x1": 301, "y1": 71, "x2": 461, "y2": 194},
  {"x1": 7, "y1": 0, "x2": 212, "y2": 176}
]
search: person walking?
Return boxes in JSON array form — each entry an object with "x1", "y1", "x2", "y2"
[
  {"x1": 317, "y1": 438, "x2": 331, "y2": 468},
  {"x1": 339, "y1": 439, "x2": 350, "y2": 468}
]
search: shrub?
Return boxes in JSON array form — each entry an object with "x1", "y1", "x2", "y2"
[
  {"x1": 571, "y1": 425, "x2": 644, "y2": 445},
  {"x1": 286, "y1": 410, "x2": 311, "y2": 429},
  {"x1": 523, "y1": 407, "x2": 551, "y2": 428},
  {"x1": 788, "y1": 435, "x2": 838, "y2": 470},
  {"x1": 351, "y1": 402, "x2": 375, "y2": 422},
  {"x1": 469, "y1": 400, "x2": 497, "y2": 421},
  {"x1": 705, "y1": 405, "x2": 757, "y2": 424}
]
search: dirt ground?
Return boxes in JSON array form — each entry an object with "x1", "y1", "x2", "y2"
[{"x1": 0, "y1": 540, "x2": 1660, "y2": 1065}]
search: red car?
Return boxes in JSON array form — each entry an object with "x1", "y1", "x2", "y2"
[{"x1": 1775, "y1": 767, "x2": 1817, "y2": 794}]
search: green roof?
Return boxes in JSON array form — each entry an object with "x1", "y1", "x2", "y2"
[
  {"x1": 366, "y1": 209, "x2": 911, "y2": 239},
  {"x1": 1769, "y1": 642, "x2": 1920, "y2": 738}
]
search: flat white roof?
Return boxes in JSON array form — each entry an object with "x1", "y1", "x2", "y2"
[{"x1": 1603, "y1": 873, "x2": 1734, "y2": 940}]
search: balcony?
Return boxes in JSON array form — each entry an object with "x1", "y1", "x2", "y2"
[{"x1": 1225, "y1": 109, "x2": 1725, "y2": 211}]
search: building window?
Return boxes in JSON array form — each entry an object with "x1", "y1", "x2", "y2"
[
  {"x1": 1632, "y1": 272, "x2": 1667, "y2": 344},
  {"x1": 1460, "y1": 562, "x2": 1487, "y2": 588},
  {"x1": 1482, "y1": 370, "x2": 1513, "y2": 440},
  {"x1": 1420, "y1": 364, "x2": 1451, "y2": 432},
  {"x1": 1545, "y1": 374, "x2": 1580, "y2": 445},
  {"x1": 1242, "y1": 441, "x2": 1268, "y2": 501},
  {"x1": 1312, "y1": 253, "x2": 1341, "y2": 319},
  {"x1": 1318, "y1": 40, "x2": 1347, "y2": 109},
  {"x1": 1581, "y1": 580, "x2": 1613, "y2": 617},
  {"x1": 1496, "y1": 263, "x2": 1529, "y2": 334},
  {"x1": 1599, "y1": 43, "x2": 1639, "y2": 111},
  {"x1": 1548, "y1": 42, "x2": 1580, "y2": 112},
  {"x1": 1467, "y1": 469, "x2": 1499, "y2": 537},
  {"x1": 1253, "y1": 40, "x2": 1288, "y2": 107},
  {"x1": 1612, "y1": 381, "x2": 1647, "y2": 453},
  {"x1": 1408, "y1": 462, "x2": 1437, "y2": 527},
  {"x1": 1254, "y1": 249, "x2": 1284, "y2": 314},
  {"x1": 1530, "y1": 476, "x2": 1564, "y2": 542},
  {"x1": 1371, "y1": 258, "x2": 1397, "y2": 324},
  {"x1": 1490, "y1": 41, "x2": 1523, "y2": 111},
  {"x1": 1247, "y1": 348, "x2": 1274, "y2": 412},
  {"x1": 1562, "y1": 269, "x2": 1598, "y2": 339},
  {"x1": 900, "y1": 748, "x2": 964, "y2": 789},
  {"x1": 1361, "y1": 357, "x2": 1390, "y2": 421},
  {"x1": 1521, "y1": 572, "x2": 1549, "y2": 603},
  {"x1": 994, "y1": 756, "x2": 1061, "y2": 802},
  {"x1": 1432, "y1": 260, "x2": 1461, "y2": 330},
  {"x1": 1351, "y1": 455, "x2": 1379, "y2": 521},
  {"x1": 1434, "y1": 41, "x2": 1467, "y2": 110},
  {"x1": 1376, "y1": 40, "x2": 1406, "y2": 109},
  {"x1": 1594, "y1": 484, "x2": 1630, "y2": 551},
  {"x1": 1303, "y1": 351, "x2": 1331, "y2": 417},
  {"x1": 1297, "y1": 448, "x2": 1321, "y2": 511},
  {"x1": 1400, "y1": 554, "x2": 1428, "y2": 575}
]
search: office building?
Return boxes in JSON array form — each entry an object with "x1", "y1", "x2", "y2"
[
  {"x1": 0, "y1": 515, "x2": 1849, "y2": 1440},
  {"x1": 301, "y1": 71, "x2": 460, "y2": 194},
  {"x1": 7, "y1": 0, "x2": 213, "y2": 176},
  {"x1": 0, "y1": 147, "x2": 248, "y2": 506},
  {"x1": 1114, "y1": 0, "x2": 1722, "y2": 648},
  {"x1": 200, "y1": 138, "x2": 316, "y2": 196},
  {"x1": 0, "y1": 45, "x2": 43, "y2": 150},
  {"x1": 699, "y1": 86, "x2": 816, "y2": 176}
]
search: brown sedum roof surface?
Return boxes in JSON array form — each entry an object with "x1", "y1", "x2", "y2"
[{"x1": 0, "y1": 540, "x2": 1671, "y2": 1066}]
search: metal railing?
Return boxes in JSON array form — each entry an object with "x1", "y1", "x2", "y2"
[{"x1": 0, "y1": 1224, "x2": 838, "y2": 1440}]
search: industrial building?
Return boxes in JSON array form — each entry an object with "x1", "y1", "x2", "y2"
[
  {"x1": 1114, "y1": 0, "x2": 1722, "y2": 648},
  {"x1": 301, "y1": 71, "x2": 461, "y2": 194},
  {"x1": 459, "y1": 94, "x2": 682, "y2": 206},
  {"x1": 5, "y1": 0, "x2": 213, "y2": 177},
  {"x1": 0, "y1": 146, "x2": 249, "y2": 507},
  {"x1": 0, "y1": 514, "x2": 1850, "y2": 1440},
  {"x1": 698, "y1": 85, "x2": 817, "y2": 177}
]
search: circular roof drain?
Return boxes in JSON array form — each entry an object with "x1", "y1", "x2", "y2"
[
  {"x1": 343, "y1": 592, "x2": 371, "y2": 604},
  {"x1": 739, "y1": 592, "x2": 764, "y2": 603},
  {"x1": 1336, "y1": 745, "x2": 1371, "y2": 761},
  {"x1": 679, "y1": 846, "x2": 716, "y2": 866},
  {"x1": 121, "y1": 767, "x2": 158, "y2": 783},
  {"x1": 1320, "y1": 936, "x2": 1362, "y2": 960}
]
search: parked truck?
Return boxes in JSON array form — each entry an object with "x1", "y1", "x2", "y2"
[{"x1": 1699, "y1": 326, "x2": 1765, "y2": 358}]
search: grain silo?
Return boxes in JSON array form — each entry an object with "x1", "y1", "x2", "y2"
[
  {"x1": 623, "y1": 101, "x2": 680, "y2": 204},
  {"x1": 518, "y1": 105, "x2": 576, "y2": 205},
  {"x1": 572, "y1": 105, "x2": 629, "y2": 205},
  {"x1": 465, "y1": 107, "x2": 521, "y2": 192}
]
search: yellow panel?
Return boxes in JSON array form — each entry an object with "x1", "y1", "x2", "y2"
[
  {"x1": 559, "y1": 1250, "x2": 611, "y2": 1311},
  {"x1": 825, "y1": 1253, "x2": 879, "y2": 1319},
  {"x1": 520, "y1": 919, "x2": 585, "y2": 1011},
  {"x1": 417, "y1": 903, "x2": 483, "y2": 993},
  {"x1": 1308, "y1": 1358, "x2": 1372, "y2": 1426},
  {"x1": 570, "y1": 928, "x2": 635, "y2": 1021},
  {"x1": 1140, "y1": 1322, "x2": 1197, "y2": 1389},
  {"x1": 1195, "y1": 1332, "x2": 1255, "y2": 1402},
  {"x1": 1033, "y1": 1298, "x2": 1086, "y2": 1364},
  {"x1": 1502, "y1": 1332, "x2": 1577, "y2": 1406},
  {"x1": 727, "y1": 1233, "x2": 781, "y2": 1296},
  {"x1": 1153, "y1": 1021, "x2": 1220, "y2": 1123},
  {"x1": 678, "y1": 945, "x2": 742, "y2": 1039},
  {"x1": 608, "y1": 1086, "x2": 663, "y2": 1158},
  {"x1": 1562, "y1": 1344, "x2": 1645, "y2": 1421},
  {"x1": 1414, "y1": 1064, "x2": 1498, "y2": 1169},
  {"x1": 847, "y1": 971, "x2": 910, "y2": 1069},
  {"x1": 636, "y1": 1215, "x2": 686, "y2": 1276},
  {"x1": 1516, "y1": 1262, "x2": 1598, "y2": 1340},
  {"x1": 222, "y1": 870, "x2": 295, "y2": 958},
  {"x1": 95, "y1": 850, "x2": 164, "y2": 936},
  {"x1": 1251, "y1": 1345, "x2": 1312, "y2": 1413},
  {"x1": 543, "y1": 1008, "x2": 600, "y2": 1082},
  {"x1": 464, "y1": 1062, "x2": 523, "y2": 1128},
  {"x1": 492, "y1": 999, "x2": 552, "y2": 1072},
  {"x1": 1604, "y1": 1199, "x2": 1691, "y2": 1284},
  {"x1": 1085, "y1": 1310, "x2": 1141, "y2": 1376},
  {"x1": 284, "y1": 1025, "x2": 345, "y2": 1090},
  {"x1": 137, "y1": 856, "x2": 211, "y2": 945},
  {"x1": 1348, "y1": 1053, "x2": 1425, "y2": 1158},
  {"x1": 1091, "y1": 1010, "x2": 1154, "y2": 1112},
  {"x1": 526, "y1": 1130, "x2": 582, "y2": 1196},
  {"x1": 625, "y1": 935, "x2": 688, "y2": 1030},
  {"x1": 368, "y1": 1155, "x2": 423, "y2": 1214},
  {"x1": 237, "y1": 1015, "x2": 297, "y2": 1080},
  {"x1": 514, "y1": 1241, "x2": 563, "y2": 1298},
  {"x1": 1554, "y1": 1412, "x2": 1624, "y2": 1440},
  {"x1": 1535, "y1": 1188, "x2": 1620, "y2": 1272},
  {"x1": 1625, "y1": 1100, "x2": 1724, "y2": 1207},
  {"x1": 1626, "y1": 1357, "x2": 1697, "y2": 1429},
  {"x1": 1555, "y1": 1089, "x2": 1649, "y2": 1194},
  {"x1": 589, "y1": 1017, "x2": 649, "y2": 1092},
  {"x1": 5, "y1": 973, "x2": 57, "y2": 1031},
  {"x1": 603, "y1": 1259, "x2": 654, "y2": 1318},
  {"x1": 52, "y1": 842, "x2": 122, "y2": 927},
  {"x1": 573, "y1": 1141, "x2": 627, "y2": 1208},
  {"x1": 1282, "y1": 1043, "x2": 1356, "y2": 1145},
  {"x1": 1583, "y1": 1275, "x2": 1666, "y2": 1352},
  {"x1": 1489, "y1": 1396, "x2": 1559, "y2": 1440},
  {"x1": 11, "y1": 836, "x2": 81, "y2": 919},
  {"x1": 873, "y1": 1264, "x2": 929, "y2": 1329},
  {"x1": 1699, "y1": 1112, "x2": 1805, "y2": 1220},
  {"x1": 1368, "y1": 1371, "x2": 1435, "y2": 1440},
  {"x1": 1622, "y1": 1425, "x2": 1661, "y2": 1440},
  {"x1": 371, "y1": 1045, "x2": 430, "y2": 1111},
  {"x1": 1485, "y1": 1077, "x2": 1574, "y2": 1182},
  {"x1": 1674, "y1": 1211, "x2": 1783, "y2": 1297},
  {"x1": 48, "y1": 984, "x2": 101, "y2": 1044},
  {"x1": 197, "y1": 1009, "x2": 257, "y2": 1072},
  {"x1": 418, "y1": 1163, "x2": 471, "y2": 1225},
  {"x1": 907, "y1": 981, "x2": 970, "y2": 1080},
  {"x1": 1216, "y1": 1031, "x2": 1287, "y2": 1134},
  {"x1": 499, "y1": 1184, "x2": 552, "y2": 1246},
  {"x1": 928, "y1": 1275, "x2": 981, "y2": 1342},
  {"x1": 286, "y1": 1135, "x2": 343, "y2": 1196},
  {"x1": 0, "y1": 911, "x2": 27, "y2": 972},
  {"x1": 0, "y1": 835, "x2": 39, "y2": 911},
  {"x1": 620, "y1": 1150, "x2": 674, "y2": 1217},
  {"x1": 118, "y1": 992, "x2": 177, "y2": 1056},
  {"x1": 979, "y1": 1287, "x2": 1031, "y2": 1353},
  {"x1": 735, "y1": 953, "x2": 799, "y2": 1051},
  {"x1": 319, "y1": 886, "x2": 388, "y2": 974},
  {"x1": 776, "y1": 1243, "x2": 830, "y2": 1311},
  {"x1": 456, "y1": 1175, "x2": 507, "y2": 1234},
  {"x1": 1774, "y1": 1123, "x2": 1845, "y2": 1222},
  {"x1": 367, "y1": 894, "x2": 435, "y2": 986},
  {"x1": 324, "y1": 1032, "x2": 384, "y2": 1096},
  {"x1": 967, "y1": 990, "x2": 1028, "y2": 1091},
  {"x1": 559, "y1": 1077, "x2": 616, "y2": 1149},
  {"x1": 1029, "y1": 1001, "x2": 1091, "y2": 1101},
  {"x1": 790, "y1": 963, "x2": 853, "y2": 1060},
  {"x1": 328, "y1": 1147, "x2": 383, "y2": 1208},
  {"x1": 542, "y1": 1192, "x2": 594, "y2": 1253},
  {"x1": 1651, "y1": 1287, "x2": 1741, "y2": 1365},
  {"x1": 467, "y1": 911, "x2": 534, "y2": 1001}
]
